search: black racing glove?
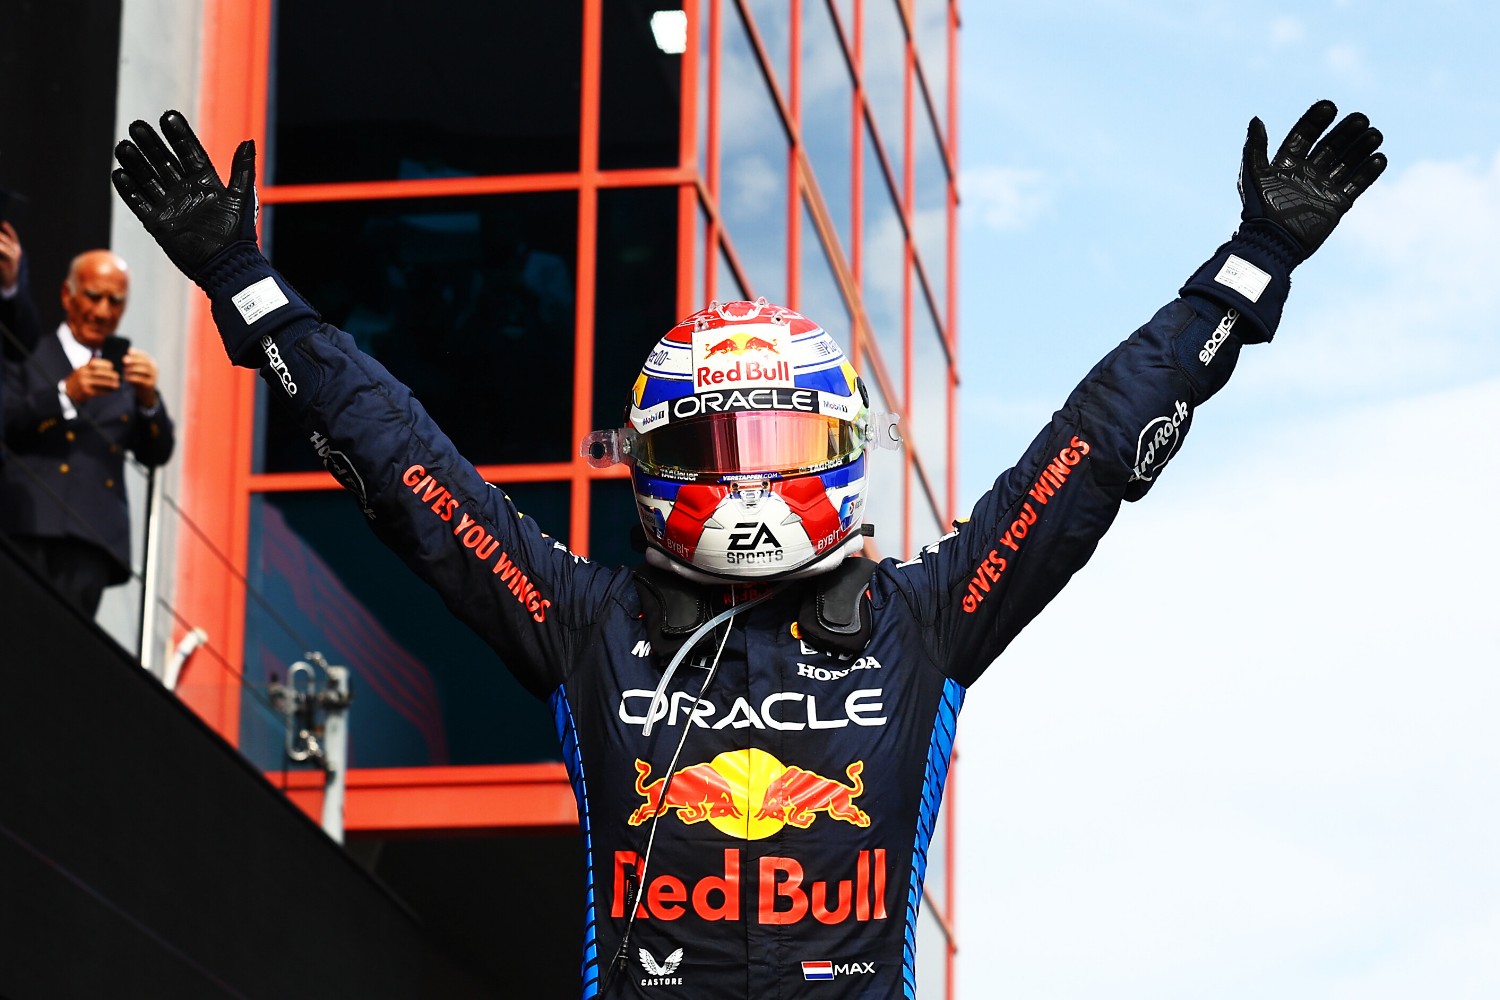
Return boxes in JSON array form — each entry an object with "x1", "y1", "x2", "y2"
[
  {"x1": 112, "y1": 110, "x2": 318, "y2": 368},
  {"x1": 1239, "y1": 99, "x2": 1387, "y2": 259},
  {"x1": 1182, "y1": 100, "x2": 1388, "y2": 343},
  {"x1": 112, "y1": 111, "x2": 258, "y2": 275}
]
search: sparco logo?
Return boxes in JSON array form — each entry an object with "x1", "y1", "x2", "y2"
[
  {"x1": 261, "y1": 335, "x2": 297, "y2": 396},
  {"x1": 1130, "y1": 400, "x2": 1189, "y2": 483},
  {"x1": 1199, "y1": 308, "x2": 1238, "y2": 365}
]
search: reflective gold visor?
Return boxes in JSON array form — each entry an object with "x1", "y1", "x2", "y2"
[{"x1": 635, "y1": 411, "x2": 859, "y2": 477}]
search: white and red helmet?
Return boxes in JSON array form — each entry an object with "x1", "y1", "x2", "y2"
[{"x1": 584, "y1": 299, "x2": 893, "y2": 583}]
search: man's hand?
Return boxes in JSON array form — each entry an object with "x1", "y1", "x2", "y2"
[
  {"x1": 63, "y1": 358, "x2": 122, "y2": 405},
  {"x1": 1239, "y1": 100, "x2": 1387, "y2": 260},
  {"x1": 122, "y1": 347, "x2": 161, "y2": 409},
  {"x1": 111, "y1": 110, "x2": 259, "y2": 280},
  {"x1": 0, "y1": 221, "x2": 22, "y2": 292}
]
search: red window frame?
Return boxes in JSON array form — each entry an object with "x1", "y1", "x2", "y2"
[{"x1": 175, "y1": 2, "x2": 958, "y2": 992}]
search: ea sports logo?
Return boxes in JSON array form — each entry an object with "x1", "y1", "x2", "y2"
[
  {"x1": 695, "y1": 494, "x2": 809, "y2": 571},
  {"x1": 727, "y1": 523, "x2": 780, "y2": 552},
  {"x1": 719, "y1": 519, "x2": 790, "y2": 567}
]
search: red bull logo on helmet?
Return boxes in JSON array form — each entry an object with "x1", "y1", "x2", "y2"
[
  {"x1": 627, "y1": 749, "x2": 870, "y2": 840},
  {"x1": 629, "y1": 300, "x2": 854, "y2": 429},
  {"x1": 693, "y1": 326, "x2": 795, "y2": 390},
  {"x1": 704, "y1": 334, "x2": 780, "y2": 358}
]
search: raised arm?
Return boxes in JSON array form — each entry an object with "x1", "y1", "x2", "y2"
[
  {"x1": 891, "y1": 101, "x2": 1387, "y2": 685},
  {"x1": 112, "y1": 111, "x2": 619, "y2": 696}
]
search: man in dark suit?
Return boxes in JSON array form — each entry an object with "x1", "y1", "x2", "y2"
[
  {"x1": 0, "y1": 249, "x2": 175, "y2": 616},
  {"x1": 0, "y1": 220, "x2": 46, "y2": 359}
]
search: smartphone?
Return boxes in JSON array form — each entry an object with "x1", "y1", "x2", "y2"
[
  {"x1": 99, "y1": 335, "x2": 131, "y2": 377},
  {"x1": 0, "y1": 188, "x2": 27, "y2": 227}
]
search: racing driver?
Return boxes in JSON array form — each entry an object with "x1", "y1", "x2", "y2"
[{"x1": 111, "y1": 100, "x2": 1385, "y2": 998}]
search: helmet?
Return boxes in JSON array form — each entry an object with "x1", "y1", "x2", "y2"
[{"x1": 588, "y1": 299, "x2": 877, "y2": 583}]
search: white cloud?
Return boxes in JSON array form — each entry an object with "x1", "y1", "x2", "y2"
[
  {"x1": 956, "y1": 379, "x2": 1500, "y2": 998},
  {"x1": 961, "y1": 164, "x2": 1051, "y2": 232},
  {"x1": 1324, "y1": 43, "x2": 1372, "y2": 85},
  {"x1": 1344, "y1": 150, "x2": 1500, "y2": 279},
  {"x1": 1238, "y1": 150, "x2": 1500, "y2": 399},
  {"x1": 1325, "y1": 910, "x2": 1500, "y2": 1000},
  {"x1": 1269, "y1": 15, "x2": 1304, "y2": 46}
]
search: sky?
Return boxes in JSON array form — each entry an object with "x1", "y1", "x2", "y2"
[{"x1": 952, "y1": 2, "x2": 1500, "y2": 998}]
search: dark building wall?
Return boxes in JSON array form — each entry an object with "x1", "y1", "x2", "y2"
[
  {"x1": 0, "y1": 538, "x2": 495, "y2": 999},
  {"x1": 0, "y1": 0, "x2": 122, "y2": 335}
]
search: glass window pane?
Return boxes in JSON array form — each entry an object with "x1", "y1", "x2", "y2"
[
  {"x1": 916, "y1": 903, "x2": 950, "y2": 999},
  {"x1": 858, "y1": 369, "x2": 904, "y2": 557},
  {"x1": 863, "y1": 0, "x2": 907, "y2": 191},
  {"x1": 699, "y1": 2, "x2": 712, "y2": 181},
  {"x1": 910, "y1": 272, "x2": 950, "y2": 514},
  {"x1": 694, "y1": 197, "x2": 708, "y2": 311},
  {"x1": 257, "y1": 192, "x2": 577, "y2": 472},
  {"x1": 829, "y1": 0, "x2": 854, "y2": 42},
  {"x1": 801, "y1": 0, "x2": 855, "y2": 256},
  {"x1": 861, "y1": 124, "x2": 905, "y2": 407},
  {"x1": 912, "y1": 106, "x2": 949, "y2": 325},
  {"x1": 913, "y1": 0, "x2": 950, "y2": 137},
  {"x1": 592, "y1": 187, "x2": 680, "y2": 430},
  {"x1": 913, "y1": 471, "x2": 945, "y2": 554},
  {"x1": 270, "y1": 2, "x2": 583, "y2": 184},
  {"x1": 601, "y1": 0, "x2": 683, "y2": 169},
  {"x1": 589, "y1": 477, "x2": 640, "y2": 569},
  {"x1": 242, "y1": 489, "x2": 566, "y2": 769},
  {"x1": 742, "y1": 0, "x2": 790, "y2": 95},
  {"x1": 239, "y1": 683, "x2": 297, "y2": 780},
  {"x1": 716, "y1": 241, "x2": 746, "y2": 302},
  {"x1": 799, "y1": 198, "x2": 851, "y2": 351},
  {"x1": 720, "y1": 0, "x2": 789, "y2": 304}
]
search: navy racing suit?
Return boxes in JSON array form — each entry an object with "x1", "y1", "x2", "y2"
[{"x1": 246, "y1": 233, "x2": 1278, "y2": 998}]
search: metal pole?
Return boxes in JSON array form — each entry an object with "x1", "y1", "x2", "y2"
[
  {"x1": 136, "y1": 466, "x2": 163, "y2": 675},
  {"x1": 319, "y1": 665, "x2": 351, "y2": 844}
]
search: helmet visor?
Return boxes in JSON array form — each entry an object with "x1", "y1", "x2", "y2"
[{"x1": 635, "y1": 411, "x2": 860, "y2": 478}]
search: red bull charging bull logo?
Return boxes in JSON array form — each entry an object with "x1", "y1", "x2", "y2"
[
  {"x1": 703, "y1": 333, "x2": 781, "y2": 358},
  {"x1": 628, "y1": 748, "x2": 870, "y2": 839},
  {"x1": 693, "y1": 329, "x2": 794, "y2": 389}
]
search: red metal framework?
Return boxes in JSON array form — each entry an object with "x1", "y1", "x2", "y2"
[{"x1": 180, "y1": 1, "x2": 959, "y2": 992}]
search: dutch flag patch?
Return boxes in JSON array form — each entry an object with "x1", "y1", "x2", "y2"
[{"x1": 802, "y1": 961, "x2": 834, "y2": 981}]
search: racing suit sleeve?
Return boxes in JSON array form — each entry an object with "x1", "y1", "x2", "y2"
[
  {"x1": 877, "y1": 102, "x2": 1386, "y2": 686},
  {"x1": 254, "y1": 317, "x2": 620, "y2": 698},
  {"x1": 887, "y1": 237, "x2": 1273, "y2": 688}
]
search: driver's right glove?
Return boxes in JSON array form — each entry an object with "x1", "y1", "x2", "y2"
[
  {"x1": 112, "y1": 110, "x2": 319, "y2": 368},
  {"x1": 1181, "y1": 100, "x2": 1387, "y2": 344}
]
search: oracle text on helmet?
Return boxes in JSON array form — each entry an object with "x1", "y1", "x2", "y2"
[{"x1": 670, "y1": 387, "x2": 816, "y2": 420}]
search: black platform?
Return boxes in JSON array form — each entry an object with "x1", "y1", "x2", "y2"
[{"x1": 0, "y1": 536, "x2": 580, "y2": 998}]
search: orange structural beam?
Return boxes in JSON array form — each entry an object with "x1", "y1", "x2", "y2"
[
  {"x1": 171, "y1": 0, "x2": 274, "y2": 738},
  {"x1": 277, "y1": 763, "x2": 578, "y2": 835}
]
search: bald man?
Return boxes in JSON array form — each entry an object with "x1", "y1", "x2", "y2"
[{"x1": 0, "y1": 250, "x2": 174, "y2": 616}]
